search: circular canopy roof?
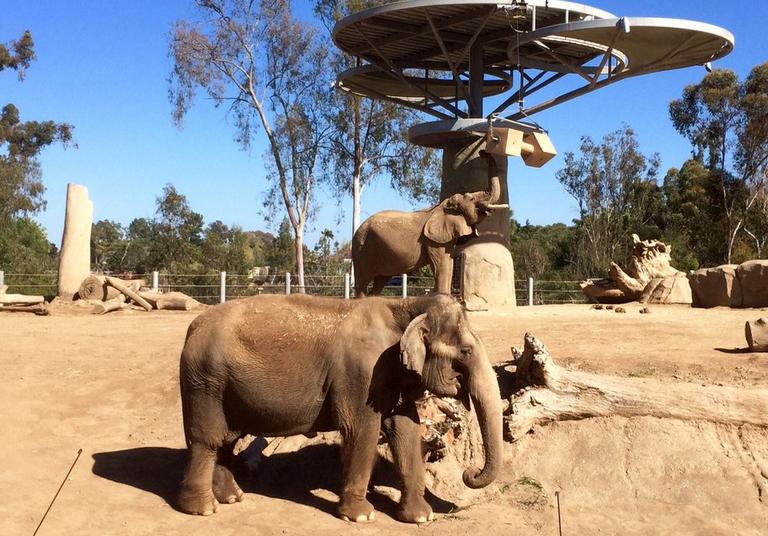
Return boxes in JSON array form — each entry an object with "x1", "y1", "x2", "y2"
[{"x1": 333, "y1": 0, "x2": 734, "y2": 122}]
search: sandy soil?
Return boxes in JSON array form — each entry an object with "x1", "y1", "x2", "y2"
[{"x1": 1, "y1": 302, "x2": 767, "y2": 535}]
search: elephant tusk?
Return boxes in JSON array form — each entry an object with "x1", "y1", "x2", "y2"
[{"x1": 485, "y1": 204, "x2": 509, "y2": 210}]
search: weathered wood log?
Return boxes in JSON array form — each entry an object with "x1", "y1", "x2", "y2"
[
  {"x1": 0, "y1": 304, "x2": 49, "y2": 315},
  {"x1": 58, "y1": 184, "x2": 93, "y2": 300},
  {"x1": 503, "y1": 333, "x2": 768, "y2": 441},
  {"x1": 745, "y1": 318, "x2": 768, "y2": 352},
  {"x1": 0, "y1": 294, "x2": 45, "y2": 305},
  {"x1": 138, "y1": 291, "x2": 201, "y2": 311},
  {"x1": 104, "y1": 276, "x2": 152, "y2": 311},
  {"x1": 91, "y1": 294, "x2": 127, "y2": 315},
  {"x1": 78, "y1": 275, "x2": 145, "y2": 301}
]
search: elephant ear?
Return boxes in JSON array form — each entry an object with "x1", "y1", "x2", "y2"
[
  {"x1": 424, "y1": 201, "x2": 473, "y2": 244},
  {"x1": 400, "y1": 313, "x2": 428, "y2": 376}
]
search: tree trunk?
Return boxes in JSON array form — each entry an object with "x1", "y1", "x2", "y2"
[
  {"x1": 501, "y1": 333, "x2": 768, "y2": 441},
  {"x1": 58, "y1": 184, "x2": 93, "y2": 300},
  {"x1": 105, "y1": 276, "x2": 152, "y2": 311},
  {"x1": 294, "y1": 226, "x2": 305, "y2": 294},
  {"x1": 92, "y1": 294, "x2": 126, "y2": 314},
  {"x1": 0, "y1": 294, "x2": 45, "y2": 305}
]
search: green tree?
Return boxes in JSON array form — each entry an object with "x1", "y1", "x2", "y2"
[
  {"x1": 669, "y1": 64, "x2": 768, "y2": 262},
  {"x1": 201, "y1": 221, "x2": 253, "y2": 274},
  {"x1": 556, "y1": 125, "x2": 662, "y2": 277},
  {"x1": 0, "y1": 31, "x2": 73, "y2": 272},
  {"x1": 91, "y1": 220, "x2": 127, "y2": 272},
  {"x1": 169, "y1": 0, "x2": 333, "y2": 292},
  {"x1": 154, "y1": 184, "x2": 204, "y2": 271},
  {"x1": 314, "y1": 0, "x2": 440, "y2": 241}
]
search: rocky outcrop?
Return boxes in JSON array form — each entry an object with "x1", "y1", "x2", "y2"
[
  {"x1": 688, "y1": 265, "x2": 742, "y2": 308},
  {"x1": 736, "y1": 260, "x2": 768, "y2": 308},
  {"x1": 580, "y1": 235, "x2": 692, "y2": 305}
]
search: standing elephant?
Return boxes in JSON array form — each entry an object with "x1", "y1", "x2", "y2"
[
  {"x1": 352, "y1": 151, "x2": 505, "y2": 297},
  {"x1": 178, "y1": 294, "x2": 503, "y2": 524}
]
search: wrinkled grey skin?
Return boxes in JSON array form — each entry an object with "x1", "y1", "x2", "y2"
[
  {"x1": 178, "y1": 294, "x2": 503, "y2": 524},
  {"x1": 352, "y1": 152, "x2": 501, "y2": 297}
]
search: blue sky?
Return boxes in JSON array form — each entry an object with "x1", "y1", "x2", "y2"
[{"x1": 1, "y1": 1, "x2": 766, "y2": 249}]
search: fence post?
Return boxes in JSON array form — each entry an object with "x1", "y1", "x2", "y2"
[
  {"x1": 344, "y1": 273, "x2": 350, "y2": 299},
  {"x1": 220, "y1": 271, "x2": 227, "y2": 303},
  {"x1": 401, "y1": 273, "x2": 408, "y2": 298},
  {"x1": 528, "y1": 277, "x2": 534, "y2": 306},
  {"x1": 0, "y1": 270, "x2": 4, "y2": 288},
  {"x1": 285, "y1": 272, "x2": 291, "y2": 295},
  {"x1": 152, "y1": 271, "x2": 159, "y2": 292}
]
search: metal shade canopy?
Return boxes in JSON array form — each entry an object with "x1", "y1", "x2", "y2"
[{"x1": 332, "y1": 0, "x2": 734, "y2": 125}]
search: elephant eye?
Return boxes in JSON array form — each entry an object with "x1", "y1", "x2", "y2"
[{"x1": 460, "y1": 346, "x2": 473, "y2": 357}]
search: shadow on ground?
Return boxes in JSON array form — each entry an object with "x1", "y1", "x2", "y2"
[{"x1": 92, "y1": 443, "x2": 455, "y2": 519}]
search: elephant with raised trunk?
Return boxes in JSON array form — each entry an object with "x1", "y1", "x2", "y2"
[
  {"x1": 352, "y1": 151, "x2": 505, "y2": 297},
  {"x1": 178, "y1": 294, "x2": 503, "y2": 524}
]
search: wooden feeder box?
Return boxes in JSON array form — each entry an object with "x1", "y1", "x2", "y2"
[{"x1": 486, "y1": 128, "x2": 557, "y2": 168}]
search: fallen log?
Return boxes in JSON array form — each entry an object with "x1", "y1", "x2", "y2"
[
  {"x1": 92, "y1": 294, "x2": 126, "y2": 315},
  {"x1": 745, "y1": 318, "x2": 768, "y2": 352},
  {"x1": 78, "y1": 275, "x2": 145, "y2": 301},
  {"x1": 502, "y1": 333, "x2": 768, "y2": 441},
  {"x1": 104, "y1": 276, "x2": 152, "y2": 311},
  {"x1": 0, "y1": 304, "x2": 49, "y2": 315},
  {"x1": 138, "y1": 291, "x2": 200, "y2": 310},
  {"x1": 0, "y1": 294, "x2": 45, "y2": 305}
]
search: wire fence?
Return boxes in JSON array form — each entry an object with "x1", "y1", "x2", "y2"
[{"x1": 0, "y1": 270, "x2": 589, "y2": 306}]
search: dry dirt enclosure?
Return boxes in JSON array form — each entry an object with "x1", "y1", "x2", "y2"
[{"x1": 1, "y1": 303, "x2": 768, "y2": 535}]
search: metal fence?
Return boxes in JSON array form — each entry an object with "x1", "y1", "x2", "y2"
[{"x1": 0, "y1": 269, "x2": 588, "y2": 306}]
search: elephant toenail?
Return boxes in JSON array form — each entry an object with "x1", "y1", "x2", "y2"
[
  {"x1": 202, "y1": 510, "x2": 213, "y2": 516},
  {"x1": 368, "y1": 511, "x2": 375, "y2": 521},
  {"x1": 428, "y1": 512, "x2": 435, "y2": 521},
  {"x1": 227, "y1": 497, "x2": 236, "y2": 504},
  {"x1": 417, "y1": 516, "x2": 427, "y2": 523},
  {"x1": 355, "y1": 514, "x2": 368, "y2": 522},
  {"x1": 341, "y1": 515, "x2": 351, "y2": 522}
]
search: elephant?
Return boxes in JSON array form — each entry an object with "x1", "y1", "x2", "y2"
[
  {"x1": 178, "y1": 293, "x2": 503, "y2": 524},
  {"x1": 352, "y1": 151, "x2": 505, "y2": 297}
]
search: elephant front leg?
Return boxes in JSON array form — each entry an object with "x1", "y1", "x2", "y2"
[
  {"x1": 338, "y1": 414, "x2": 380, "y2": 522},
  {"x1": 383, "y1": 408, "x2": 434, "y2": 524},
  {"x1": 429, "y1": 247, "x2": 454, "y2": 295}
]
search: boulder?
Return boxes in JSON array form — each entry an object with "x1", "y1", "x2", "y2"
[
  {"x1": 688, "y1": 264, "x2": 742, "y2": 308},
  {"x1": 736, "y1": 260, "x2": 768, "y2": 308},
  {"x1": 640, "y1": 275, "x2": 692, "y2": 305}
]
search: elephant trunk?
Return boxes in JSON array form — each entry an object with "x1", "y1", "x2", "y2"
[
  {"x1": 462, "y1": 349, "x2": 504, "y2": 489},
  {"x1": 485, "y1": 154, "x2": 500, "y2": 204}
]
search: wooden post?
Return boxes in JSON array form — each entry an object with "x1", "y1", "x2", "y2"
[
  {"x1": 528, "y1": 277, "x2": 534, "y2": 306},
  {"x1": 57, "y1": 184, "x2": 93, "y2": 300},
  {"x1": 220, "y1": 271, "x2": 226, "y2": 304},
  {"x1": 152, "y1": 271, "x2": 159, "y2": 292},
  {"x1": 344, "y1": 273, "x2": 350, "y2": 299},
  {"x1": 0, "y1": 270, "x2": 4, "y2": 288},
  {"x1": 285, "y1": 272, "x2": 291, "y2": 295},
  {"x1": 402, "y1": 273, "x2": 408, "y2": 298}
]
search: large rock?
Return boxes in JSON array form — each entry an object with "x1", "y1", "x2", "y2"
[
  {"x1": 688, "y1": 264, "x2": 742, "y2": 308},
  {"x1": 737, "y1": 260, "x2": 768, "y2": 308},
  {"x1": 459, "y1": 242, "x2": 516, "y2": 311},
  {"x1": 639, "y1": 275, "x2": 692, "y2": 305}
]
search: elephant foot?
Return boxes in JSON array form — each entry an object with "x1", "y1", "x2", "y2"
[
  {"x1": 213, "y1": 465, "x2": 244, "y2": 505},
  {"x1": 338, "y1": 497, "x2": 376, "y2": 523},
  {"x1": 179, "y1": 488, "x2": 220, "y2": 516},
  {"x1": 397, "y1": 495, "x2": 434, "y2": 524}
]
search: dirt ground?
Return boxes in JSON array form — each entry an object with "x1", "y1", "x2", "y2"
[{"x1": 2, "y1": 302, "x2": 767, "y2": 535}]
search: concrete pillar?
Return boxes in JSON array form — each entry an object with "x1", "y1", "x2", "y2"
[
  {"x1": 441, "y1": 140, "x2": 516, "y2": 310},
  {"x1": 57, "y1": 183, "x2": 93, "y2": 300}
]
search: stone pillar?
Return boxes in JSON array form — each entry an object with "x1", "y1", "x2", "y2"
[
  {"x1": 57, "y1": 183, "x2": 93, "y2": 300},
  {"x1": 441, "y1": 140, "x2": 516, "y2": 310}
]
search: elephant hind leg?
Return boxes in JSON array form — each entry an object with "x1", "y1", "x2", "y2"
[
  {"x1": 337, "y1": 415, "x2": 381, "y2": 522},
  {"x1": 179, "y1": 442, "x2": 220, "y2": 515},
  {"x1": 213, "y1": 437, "x2": 244, "y2": 505},
  {"x1": 368, "y1": 276, "x2": 389, "y2": 296}
]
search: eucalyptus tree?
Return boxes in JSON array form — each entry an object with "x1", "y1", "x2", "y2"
[
  {"x1": 169, "y1": 0, "x2": 334, "y2": 292},
  {"x1": 314, "y1": 0, "x2": 440, "y2": 241}
]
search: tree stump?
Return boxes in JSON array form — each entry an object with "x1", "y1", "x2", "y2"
[
  {"x1": 58, "y1": 184, "x2": 93, "y2": 300},
  {"x1": 91, "y1": 294, "x2": 127, "y2": 314},
  {"x1": 745, "y1": 318, "x2": 768, "y2": 352}
]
